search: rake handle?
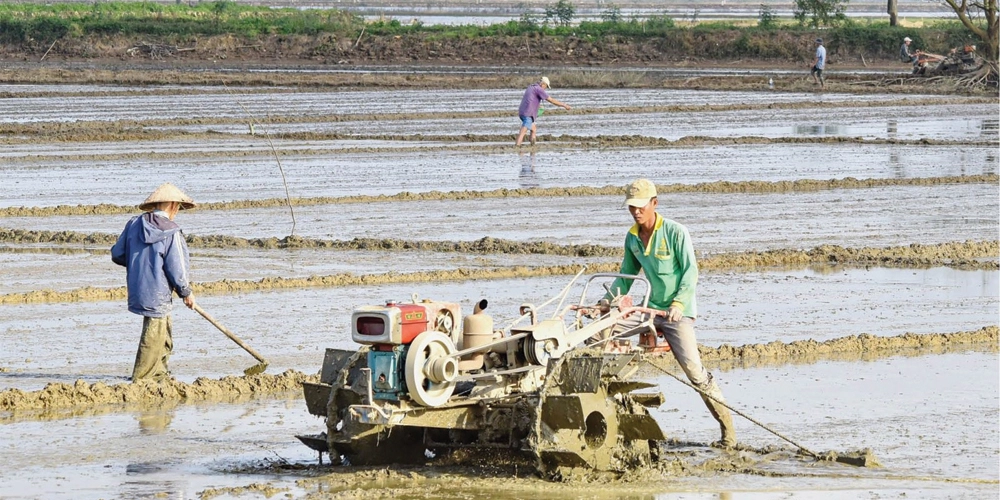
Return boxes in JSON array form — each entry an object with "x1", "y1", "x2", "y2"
[{"x1": 193, "y1": 304, "x2": 267, "y2": 364}]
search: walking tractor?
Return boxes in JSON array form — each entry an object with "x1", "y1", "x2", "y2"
[{"x1": 297, "y1": 272, "x2": 677, "y2": 475}]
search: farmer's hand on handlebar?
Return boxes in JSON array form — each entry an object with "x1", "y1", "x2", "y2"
[
  {"x1": 665, "y1": 305, "x2": 683, "y2": 322},
  {"x1": 596, "y1": 298, "x2": 611, "y2": 314},
  {"x1": 183, "y1": 294, "x2": 195, "y2": 309}
]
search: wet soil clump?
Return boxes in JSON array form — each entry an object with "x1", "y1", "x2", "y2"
[{"x1": 0, "y1": 369, "x2": 316, "y2": 414}]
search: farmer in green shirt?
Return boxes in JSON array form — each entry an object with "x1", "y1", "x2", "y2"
[{"x1": 607, "y1": 178, "x2": 736, "y2": 448}]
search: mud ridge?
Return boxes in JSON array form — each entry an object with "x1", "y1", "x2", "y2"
[
  {"x1": 2, "y1": 228, "x2": 995, "y2": 267},
  {"x1": 6, "y1": 127, "x2": 997, "y2": 148},
  {"x1": 698, "y1": 326, "x2": 999, "y2": 364},
  {"x1": 1, "y1": 241, "x2": 995, "y2": 305},
  {"x1": 0, "y1": 369, "x2": 316, "y2": 415},
  {"x1": 2, "y1": 64, "x2": 995, "y2": 97},
  {"x1": 2, "y1": 175, "x2": 996, "y2": 218}
]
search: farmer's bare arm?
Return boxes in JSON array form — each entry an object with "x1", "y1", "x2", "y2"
[{"x1": 546, "y1": 97, "x2": 571, "y2": 110}]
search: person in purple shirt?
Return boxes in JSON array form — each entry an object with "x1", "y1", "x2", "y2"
[{"x1": 515, "y1": 76, "x2": 571, "y2": 146}]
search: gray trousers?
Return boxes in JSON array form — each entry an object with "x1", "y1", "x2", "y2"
[
  {"x1": 132, "y1": 315, "x2": 173, "y2": 382},
  {"x1": 653, "y1": 316, "x2": 713, "y2": 389},
  {"x1": 653, "y1": 315, "x2": 736, "y2": 445}
]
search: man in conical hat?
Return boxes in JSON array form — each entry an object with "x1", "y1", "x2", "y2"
[{"x1": 111, "y1": 183, "x2": 197, "y2": 382}]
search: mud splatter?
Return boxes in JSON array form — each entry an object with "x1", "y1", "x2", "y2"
[
  {"x1": 1, "y1": 175, "x2": 996, "y2": 218},
  {"x1": 199, "y1": 482, "x2": 290, "y2": 500}
]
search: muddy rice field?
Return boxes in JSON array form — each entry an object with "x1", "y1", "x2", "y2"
[{"x1": 0, "y1": 72, "x2": 998, "y2": 499}]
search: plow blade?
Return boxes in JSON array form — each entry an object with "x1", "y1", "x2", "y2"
[{"x1": 618, "y1": 413, "x2": 666, "y2": 441}]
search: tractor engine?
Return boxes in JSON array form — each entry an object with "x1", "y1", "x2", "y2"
[{"x1": 350, "y1": 298, "x2": 462, "y2": 401}]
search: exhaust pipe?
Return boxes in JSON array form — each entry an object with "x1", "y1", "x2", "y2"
[{"x1": 458, "y1": 299, "x2": 493, "y2": 371}]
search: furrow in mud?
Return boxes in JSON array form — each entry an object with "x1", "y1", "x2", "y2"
[
  {"x1": 1, "y1": 329, "x2": 993, "y2": 417},
  {"x1": 2, "y1": 175, "x2": 995, "y2": 217},
  {"x1": 2, "y1": 97, "x2": 989, "y2": 130},
  {"x1": 7, "y1": 136, "x2": 997, "y2": 160},
  {"x1": 4, "y1": 128, "x2": 996, "y2": 147},
  {"x1": 1, "y1": 241, "x2": 995, "y2": 304}
]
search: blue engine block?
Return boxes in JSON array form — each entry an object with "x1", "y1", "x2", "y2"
[{"x1": 367, "y1": 346, "x2": 407, "y2": 400}]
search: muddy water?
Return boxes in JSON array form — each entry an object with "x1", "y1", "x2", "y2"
[
  {"x1": 0, "y1": 394, "x2": 320, "y2": 500},
  {"x1": 0, "y1": 245, "x2": 596, "y2": 294},
  {"x1": 0, "y1": 86, "x2": 957, "y2": 124},
  {"x1": 1, "y1": 79, "x2": 998, "y2": 499},
  {"x1": 4, "y1": 184, "x2": 994, "y2": 252},
  {"x1": 0, "y1": 351, "x2": 994, "y2": 499},
  {"x1": 201, "y1": 104, "x2": 994, "y2": 141},
  {"x1": 2, "y1": 144, "x2": 997, "y2": 209},
  {"x1": 2, "y1": 268, "x2": 996, "y2": 393}
]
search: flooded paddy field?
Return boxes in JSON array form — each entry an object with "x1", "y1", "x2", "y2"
[
  {"x1": 2, "y1": 184, "x2": 995, "y2": 250},
  {"x1": 0, "y1": 78, "x2": 997, "y2": 499},
  {"x1": 2, "y1": 268, "x2": 997, "y2": 392}
]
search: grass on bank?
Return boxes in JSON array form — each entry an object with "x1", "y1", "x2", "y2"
[{"x1": 0, "y1": 1, "x2": 982, "y2": 60}]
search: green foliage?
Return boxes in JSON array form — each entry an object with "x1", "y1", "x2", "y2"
[
  {"x1": 793, "y1": 0, "x2": 848, "y2": 28},
  {"x1": 644, "y1": 15, "x2": 676, "y2": 32},
  {"x1": 0, "y1": 1, "x2": 979, "y2": 61},
  {"x1": 0, "y1": 18, "x2": 27, "y2": 43},
  {"x1": 0, "y1": 1, "x2": 365, "y2": 39},
  {"x1": 829, "y1": 22, "x2": 908, "y2": 54},
  {"x1": 758, "y1": 4, "x2": 777, "y2": 30},
  {"x1": 518, "y1": 12, "x2": 539, "y2": 31},
  {"x1": 545, "y1": 0, "x2": 575, "y2": 27},
  {"x1": 601, "y1": 4, "x2": 622, "y2": 23}
]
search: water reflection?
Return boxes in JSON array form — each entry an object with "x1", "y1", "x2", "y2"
[
  {"x1": 986, "y1": 154, "x2": 998, "y2": 175},
  {"x1": 136, "y1": 407, "x2": 175, "y2": 435},
  {"x1": 794, "y1": 124, "x2": 843, "y2": 135},
  {"x1": 981, "y1": 118, "x2": 998, "y2": 138},
  {"x1": 518, "y1": 150, "x2": 538, "y2": 188}
]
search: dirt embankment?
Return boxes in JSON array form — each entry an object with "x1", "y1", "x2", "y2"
[
  {"x1": 0, "y1": 369, "x2": 315, "y2": 415},
  {"x1": 2, "y1": 175, "x2": 996, "y2": 218},
  {"x1": 0, "y1": 31, "x2": 900, "y2": 69},
  {"x1": 700, "y1": 326, "x2": 999, "y2": 364}
]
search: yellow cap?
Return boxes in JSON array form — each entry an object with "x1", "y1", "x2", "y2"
[{"x1": 624, "y1": 178, "x2": 657, "y2": 207}]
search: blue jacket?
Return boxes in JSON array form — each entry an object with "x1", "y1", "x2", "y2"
[{"x1": 111, "y1": 212, "x2": 193, "y2": 317}]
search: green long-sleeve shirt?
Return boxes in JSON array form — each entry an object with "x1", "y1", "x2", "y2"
[{"x1": 607, "y1": 213, "x2": 698, "y2": 317}]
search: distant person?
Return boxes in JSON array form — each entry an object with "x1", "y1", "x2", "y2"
[
  {"x1": 900, "y1": 36, "x2": 920, "y2": 64},
  {"x1": 515, "y1": 76, "x2": 571, "y2": 146},
  {"x1": 810, "y1": 38, "x2": 826, "y2": 87},
  {"x1": 111, "y1": 183, "x2": 197, "y2": 382}
]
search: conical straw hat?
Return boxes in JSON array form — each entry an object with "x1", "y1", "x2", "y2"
[{"x1": 138, "y1": 183, "x2": 197, "y2": 211}]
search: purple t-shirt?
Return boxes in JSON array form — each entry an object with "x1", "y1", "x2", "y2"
[{"x1": 518, "y1": 83, "x2": 549, "y2": 119}]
